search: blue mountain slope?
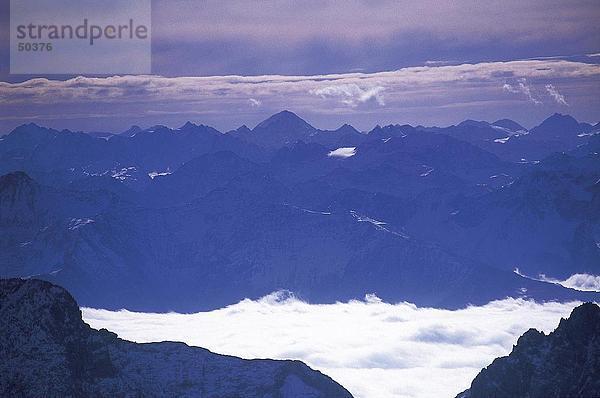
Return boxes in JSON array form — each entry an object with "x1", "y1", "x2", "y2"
[{"x1": 1, "y1": 112, "x2": 598, "y2": 311}]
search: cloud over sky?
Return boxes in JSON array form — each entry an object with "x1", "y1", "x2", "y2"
[
  {"x1": 147, "y1": 0, "x2": 600, "y2": 76},
  {"x1": 311, "y1": 84, "x2": 386, "y2": 107},
  {"x1": 83, "y1": 294, "x2": 581, "y2": 398},
  {"x1": 0, "y1": 0, "x2": 598, "y2": 131},
  {"x1": 545, "y1": 84, "x2": 568, "y2": 105},
  {"x1": 0, "y1": 0, "x2": 600, "y2": 134},
  {"x1": 503, "y1": 78, "x2": 541, "y2": 104},
  {"x1": 1, "y1": 59, "x2": 598, "y2": 132},
  {"x1": 247, "y1": 98, "x2": 262, "y2": 107},
  {"x1": 1, "y1": 0, "x2": 599, "y2": 80}
]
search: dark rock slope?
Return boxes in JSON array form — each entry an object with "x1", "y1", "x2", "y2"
[
  {"x1": 457, "y1": 302, "x2": 600, "y2": 398},
  {"x1": 0, "y1": 278, "x2": 353, "y2": 398}
]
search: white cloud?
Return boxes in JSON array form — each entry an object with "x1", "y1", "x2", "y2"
[
  {"x1": 552, "y1": 273, "x2": 600, "y2": 291},
  {"x1": 545, "y1": 84, "x2": 568, "y2": 105},
  {"x1": 515, "y1": 268, "x2": 600, "y2": 292},
  {"x1": 328, "y1": 147, "x2": 357, "y2": 158},
  {"x1": 1, "y1": 60, "x2": 597, "y2": 107},
  {"x1": 82, "y1": 294, "x2": 581, "y2": 398},
  {"x1": 248, "y1": 98, "x2": 262, "y2": 107},
  {"x1": 1, "y1": 59, "x2": 598, "y2": 131},
  {"x1": 503, "y1": 78, "x2": 541, "y2": 104},
  {"x1": 311, "y1": 84, "x2": 385, "y2": 107}
]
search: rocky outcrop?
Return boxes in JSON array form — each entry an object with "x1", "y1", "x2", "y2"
[
  {"x1": 0, "y1": 278, "x2": 353, "y2": 397},
  {"x1": 457, "y1": 302, "x2": 600, "y2": 398}
]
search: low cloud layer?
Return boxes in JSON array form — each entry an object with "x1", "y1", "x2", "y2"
[
  {"x1": 2, "y1": 60, "x2": 596, "y2": 106},
  {"x1": 83, "y1": 294, "x2": 581, "y2": 398}
]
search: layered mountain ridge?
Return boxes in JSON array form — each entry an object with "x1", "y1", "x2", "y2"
[{"x1": 0, "y1": 111, "x2": 598, "y2": 311}]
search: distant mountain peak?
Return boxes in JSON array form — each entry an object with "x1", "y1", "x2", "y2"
[
  {"x1": 244, "y1": 110, "x2": 316, "y2": 147},
  {"x1": 527, "y1": 113, "x2": 586, "y2": 144},
  {"x1": 535, "y1": 113, "x2": 581, "y2": 129},
  {"x1": 254, "y1": 110, "x2": 314, "y2": 131},
  {"x1": 180, "y1": 121, "x2": 197, "y2": 130},
  {"x1": 120, "y1": 125, "x2": 142, "y2": 137},
  {"x1": 332, "y1": 123, "x2": 361, "y2": 135},
  {"x1": 235, "y1": 125, "x2": 252, "y2": 134},
  {"x1": 545, "y1": 112, "x2": 577, "y2": 122},
  {"x1": 8, "y1": 122, "x2": 54, "y2": 137},
  {"x1": 21, "y1": 122, "x2": 42, "y2": 129},
  {"x1": 458, "y1": 119, "x2": 490, "y2": 128},
  {"x1": 147, "y1": 124, "x2": 169, "y2": 131},
  {"x1": 492, "y1": 119, "x2": 525, "y2": 132}
]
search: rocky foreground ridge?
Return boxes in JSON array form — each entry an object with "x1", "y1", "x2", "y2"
[
  {"x1": 0, "y1": 278, "x2": 352, "y2": 397},
  {"x1": 457, "y1": 302, "x2": 600, "y2": 398}
]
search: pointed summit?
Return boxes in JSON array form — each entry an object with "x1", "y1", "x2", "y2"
[
  {"x1": 227, "y1": 124, "x2": 252, "y2": 136},
  {"x1": 247, "y1": 110, "x2": 316, "y2": 148},
  {"x1": 253, "y1": 110, "x2": 314, "y2": 132},
  {"x1": 334, "y1": 123, "x2": 360, "y2": 135},
  {"x1": 179, "y1": 121, "x2": 197, "y2": 130}
]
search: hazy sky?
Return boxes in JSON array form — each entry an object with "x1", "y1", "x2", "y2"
[{"x1": 1, "y1": 0, "x2": 599, "y2": 132}]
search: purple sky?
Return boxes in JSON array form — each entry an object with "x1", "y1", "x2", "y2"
[{"x1": 1, "y1": 0, "x2": 599, "y2": 132}]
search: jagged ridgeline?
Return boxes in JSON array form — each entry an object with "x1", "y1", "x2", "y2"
[
  {"x1": 0, "y1": 278, "x2": 353, "y2": 397},
  {"x1": 0, "y1": 112, "x2": 599, "y2": 312},
  {"x1": 458, "y1": 302, "x2": 600, "y2": 398}
]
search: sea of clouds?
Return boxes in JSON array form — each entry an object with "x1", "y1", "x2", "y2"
[{"x1": 82, "y1": 294, "x2": 581, "y2": 398}]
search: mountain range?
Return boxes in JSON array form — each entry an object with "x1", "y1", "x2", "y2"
[{"x1": 0, "y1": 111, "x2": 598, "y2": 311}]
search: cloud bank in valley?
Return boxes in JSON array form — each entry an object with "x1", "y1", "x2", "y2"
[
  {"x1": 515, "y1": 268, "x2": 600, "y2": 292},
  {"x1": 82, "y1": 294, "x2": 581, "y2": 398}
]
